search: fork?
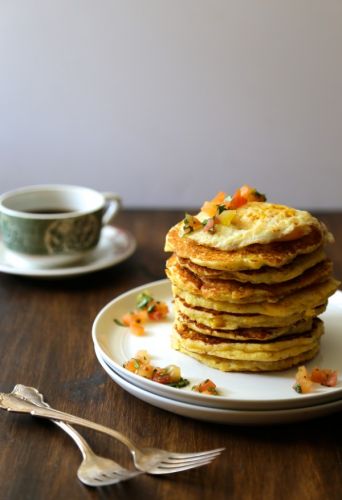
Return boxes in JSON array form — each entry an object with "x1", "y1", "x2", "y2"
[
  {"x1": 0, "y1": 385, "x2": 224, "y2": 474},
  {"x1": 12, "y1": 385, "x2": 141, "y2": 487}
]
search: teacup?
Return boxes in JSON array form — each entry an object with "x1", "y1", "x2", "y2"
[{"x1": 0, "y1": 185, "x2": 121, "y2": 269}]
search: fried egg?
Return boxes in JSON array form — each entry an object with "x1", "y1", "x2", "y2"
[{"x1": 187, "y1": 202, "x2": 326, "y2": 251}]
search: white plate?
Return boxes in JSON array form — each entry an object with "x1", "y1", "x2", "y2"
[
  {"x1": 92, "y1": 280, "x2": 342, "y2": 411},
  {"x1": 0, "y1": 226, "x2": 136, "y2": 278},
  {"x1": 95, "y1": 345, "x2": 342, "y2": 425}
]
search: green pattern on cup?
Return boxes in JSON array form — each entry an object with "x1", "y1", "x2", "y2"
[{"x1": 0, "y1": 211, "x2": 102, "y2": 255}]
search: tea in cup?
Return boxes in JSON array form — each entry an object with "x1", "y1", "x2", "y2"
[{"x1": 0, "y1": 184, "x2": 121, "y2": 268}]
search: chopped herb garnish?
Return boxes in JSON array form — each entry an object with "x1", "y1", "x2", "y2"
[
  {"x1": 207, "y1": 387, "x2": 217, "y2": 394},
  {"x1": 136, "y1": 291, "x2": 153, "y2": 310},
  {"x1": 168, "y1": 377, "x2": 190, "y2": 388},
  {"x1": 181, "y1": 213, "x2": 203, "y2": 237},
  {"x1": 114, "y1": 318, "x2": 127, "y2": 327},
  {"x1": 293, "y1": 383, "x2": 302, "y2": 394},
  {"x1": 147, "y1": 303, "x2": 156, "y2": 313},
  {"x1": 115, "y1": 292, "x2": 168, "y2": 336},
  {"x1": 254, "y1": 190, "x2": 267, "y2": 201}
]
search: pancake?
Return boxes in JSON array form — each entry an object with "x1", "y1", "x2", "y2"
[
  {"x1": 165, "y1": 224, "x2": 326, "y2": 272},
  {"x1": 174, "y1": 297, "x2": 327, "y2": 329},
  {"x1": 165, "y1": 188, "x2": 338, "y2": 372},
  {"x1": 175, "y1": 313, "x2": 314, "y2": 341},
  {"x1": 171, "y1": 339, "x2": 320, "y2": 372},
  {"x1": 166, "y1": 255, "x2": 334, "y2": 303},
  {"x1": 171, "y1": 277, "x2": 338, "y2": 316},
  {"x1": 176, "y1": 247, "x2": 326, "y2": 284},
  {"x1": 172, "y1": 319, "x2": 323, "y2": 362}
]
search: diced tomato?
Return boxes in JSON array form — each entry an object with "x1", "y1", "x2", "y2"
[
  {"x1": 123, "y1": 353, "x2": 154, "y2": 378},
  {"x1": 192, "y1": 379, "x2": 218, "y2": 395},
  {"x1": 122, "y1": 312, "x2": 133, "y2": 326},
  {"x1": 310, "y1": 368, "x2": 338, "y2": 387},
  {"x1": 201, "y1": 201, "x2": 218, "y2": 217},
  {"x1": 229, "y1": 186, "x2": 253, "y2": 208},
  {"x1": 138, "y1": 363, "x2": 154, "y2": 379},
  {"x1": 294, "y1": 366, "x2": 313, "y2": 394},
  {"x1": 117, "y1": 292, "x2": 169, "y2": 335},
  {"x1": 293, "y1": 365, "x2": 338, "y2": 394},
  {"x1": 182, "y1": 213, "x2": 203, "y2": 234},
  {"x1": 148, "y1": 301, "x2": 169, "y2": 321},
  {"x1": 122, "y1": 312, "x2": 145, "y2": 335},
  {"x1": 130, "y1": 322, "x2": 145, "y2": 336},
  {"x1": 187, "y1": 186, "x2": 266, "y2": 237},
  {"x1": 124, "y1": 351, "x2": 188, "y2": 387},
  {"x1": 123, "y1": 358, "x2": 141, "y2": 374},
  {"x1": 240, "y1": 184, "x2": 266, "y2": 202},
  {"x1": 201, "y1": 186, "x2": 266, "y2": 217},
  {"x1": 211, "y1": 192, "x2": 227, "y2": 204},
  {"x1": 152, "y1": 364, "x2": 182, "y2": 384},
  {"x1": 229, "y1": 191, "x2": 247, "y2": 209},
  {"x1": 201, "y1": 192, "x2": 229, "y2": 216},
  {"x1": 152, "y1": 367, "x2": 172, "y2": 385},
  {"x1": 239, "y1": 185, "x2": 252, "y2": 198},
  {"x1": 122, "y1": 311, "x2": 145, "y2": 325},
  {"x1": 135, "y1": 310, "x2": 149, "y2": 322},
  {"x1": 229, "y1": 185, "x2": 266, "y2": 209}
]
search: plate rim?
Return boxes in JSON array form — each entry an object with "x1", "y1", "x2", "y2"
[{"x1": 95, "y1": 344, "x2": 342, "y2": 425}]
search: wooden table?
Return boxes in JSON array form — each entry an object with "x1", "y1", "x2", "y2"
[{"x1": 0, "y1": 210, "x2": 341, "y2": 500}]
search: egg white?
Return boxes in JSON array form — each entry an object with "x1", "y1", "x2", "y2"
[{"x1": 187, "y1": 203, "x2": 320, "y2": 251}]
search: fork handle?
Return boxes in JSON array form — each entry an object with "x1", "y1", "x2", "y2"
[
  {"x1": 2, "y1": 396, "x2": 138, "y2": 454},
  {"x1": 52, "y1": 420, "x2": 95, "y2": 460},
  {"x1": 32, "y1": 408, "x2": 137, "y2": 453}
]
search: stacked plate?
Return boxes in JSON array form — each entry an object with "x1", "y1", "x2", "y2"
[{"x1": 92, "y1": 280, "x2": 342, "y2": 425}]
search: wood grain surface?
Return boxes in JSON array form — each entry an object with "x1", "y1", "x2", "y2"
[{"x1": 0, "y1": 210, "x2": 341, "y2": 500}]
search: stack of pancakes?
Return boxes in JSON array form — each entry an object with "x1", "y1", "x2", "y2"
[{"x1": 165, "y1": 200, "x2": 339, "y2": 372}]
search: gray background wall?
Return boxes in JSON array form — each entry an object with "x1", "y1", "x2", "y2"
[{"x1": 0, "y1": 1, "x2": 341, "y2": 209}]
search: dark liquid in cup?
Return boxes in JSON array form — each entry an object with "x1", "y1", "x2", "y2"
[{"x1": 24, "y1": 209, "x2": 73, "y2": 214}]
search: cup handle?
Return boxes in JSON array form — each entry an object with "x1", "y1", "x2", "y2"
[{"x1": 101, "y1": 193, "x2": 122, "y2": 225}]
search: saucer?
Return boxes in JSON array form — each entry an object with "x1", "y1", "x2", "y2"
[{"x1": 0, "y1": 226, "x2": 136, "y2": 278}]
